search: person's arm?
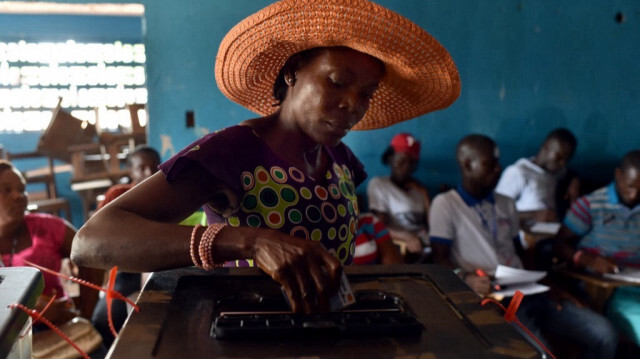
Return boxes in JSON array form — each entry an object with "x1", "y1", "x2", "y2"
[
  {"x1": 376, "y1": 237, "x2": 403, "y2": 265},
  {"x1": 429, "y1": 194, "x2": 490, "y2": 296},
  {"x1": 373, "y1": 211, "x2": 423, "y2": 254},
  {"x1": 72, "y1": 166, "x2": 341, "y2": 313},
  {"x1": 555, "y1": 195, "x2": 618, "y2": 274},
  {"x1": 60, "y1": 222, "x2": 104, "y2": 319},
  {"x1": 431, "y1": 241, "x2": 490, "y2": 296},
  {"x1": 564, "y1": 177, "x2": 581, "y2": 205},
  {"x1": 555, "y1": 225, "x2": 618, "y2": 274},
  {"x1": 497, "y1": 165, "x2": 560, "y2": 226}
]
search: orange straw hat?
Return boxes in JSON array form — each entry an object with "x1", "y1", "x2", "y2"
[{"x1": 215, "y1": 0, "x2": 461, "y2": 130}]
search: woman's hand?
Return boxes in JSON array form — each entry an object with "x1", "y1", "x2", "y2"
[{"x1": 251, "y1": 230, "x2": 342, "y2": 314}]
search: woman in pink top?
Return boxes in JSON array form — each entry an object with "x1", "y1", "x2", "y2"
[{"x1": 0, "y1": 160, "x2": 103, "y2": 324}]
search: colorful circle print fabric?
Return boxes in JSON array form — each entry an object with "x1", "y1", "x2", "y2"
[{"x1": 159, "y1": 125, "x2": 367, "y2": 266}]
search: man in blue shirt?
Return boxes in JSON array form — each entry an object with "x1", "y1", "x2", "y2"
[{"x1": 559, "y1": 149, "x2": 640, "y2": 346}]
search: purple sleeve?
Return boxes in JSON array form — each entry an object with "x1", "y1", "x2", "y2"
[
  {"x1": 158, "y1": 126, "x2": 247, "y2": 192},
  {"x1": 339, "y1": 143, "x2": 367, "y2": 187}
]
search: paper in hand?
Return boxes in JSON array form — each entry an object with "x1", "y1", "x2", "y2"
[
  {"x1": 281, "y1": 271, "x2": 356, "y2": 311},
  {"x1": 329, "y1": 271, "x2": 356, "y2": 311}
]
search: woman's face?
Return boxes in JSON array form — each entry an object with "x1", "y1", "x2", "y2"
[
  {"x1": 390, "y1": 152, "x2": 418, "y2": 183},
  {"x1": 283, "y1": 47, "x2": 384, "y2": 147},
  {"x1": 0, "y1": 168, "x2": 28, "y2": 225}
]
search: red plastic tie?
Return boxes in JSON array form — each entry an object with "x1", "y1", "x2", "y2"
[
  {"x1": 8, "y1": 303, "x2": 90, "y2": 359},
  {"x1": 481, "y1": 290, "x2": 556, "y2": 359},
  {"x1": 22, "y1": 260, "x2": 141, "y2": 339}
]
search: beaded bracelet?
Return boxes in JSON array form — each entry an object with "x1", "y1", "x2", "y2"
[
  {"x1": 198, "y1": 223, "x2": 227, "y2": 270},
  {"x1": 190, "y1": 224, "x2": 203, "y2": 268},
  {"x1": 572, "y1": 249, "x2": 584, "y2": 267}
]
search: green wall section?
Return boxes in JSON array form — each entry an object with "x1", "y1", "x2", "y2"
[{"x1": 1, "y1": 0, "x2": 639, "y2": 227}]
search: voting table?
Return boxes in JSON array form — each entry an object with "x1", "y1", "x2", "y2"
[{"x1": 109, "y1": 264, "x2": 543, "y2": 358}]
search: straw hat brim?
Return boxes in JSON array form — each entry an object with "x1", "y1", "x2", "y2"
[{"x1": 215, "y1": 0, "x2": 461, "y2": 130}]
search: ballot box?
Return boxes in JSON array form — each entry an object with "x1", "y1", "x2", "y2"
[
  {"x1": 110, "y1": 265, "x2": 542, "y2": 358},
  {"x1": 0, "y1": 267, "x2": 44, "y2": 359}
]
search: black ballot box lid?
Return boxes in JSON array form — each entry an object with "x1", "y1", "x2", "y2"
[
  {"x1": 0, "y1": 267, "x2": 44, "y2": 357},
  {"x1": 110, "y1": 265, "x2": 543, "y2": 358}
]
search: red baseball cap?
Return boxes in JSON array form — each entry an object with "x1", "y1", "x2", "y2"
[{"x1": 390, "y1": 133, "x2": 420, "y2": 159}]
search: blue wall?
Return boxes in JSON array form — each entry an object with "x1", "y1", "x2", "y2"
[
  {"x1": 1, "y1": 0, "x2": 639, "y2": 228},
  {"x1": 0, "y1": 13, "x2": 142, "y2": 42},
  {"x1": 141, "y1": 0, "x2": 639, "y2": 193}
]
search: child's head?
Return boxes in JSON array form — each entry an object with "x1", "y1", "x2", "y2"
[{"x1": 128, "y1": 146, "x2": 161, "y2": 185}]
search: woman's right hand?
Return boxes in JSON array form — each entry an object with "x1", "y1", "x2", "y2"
[{"x1": 251, "y1": 230, "x2": 343, "y2": 314}]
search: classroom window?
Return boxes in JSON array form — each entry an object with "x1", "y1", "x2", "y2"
[{"x1": 0, "y1": 39, "x2": 147, "y2": 133}]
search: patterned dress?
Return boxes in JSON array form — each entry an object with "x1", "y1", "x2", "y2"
[{"x1": 159, "y1": 125, "x2": 366, "y2": 265}]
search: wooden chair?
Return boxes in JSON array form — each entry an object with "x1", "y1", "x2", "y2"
[
  {"x1": 125, "y1": 103, "x2": 147, "y2": 145},
  {"x1": 65, "y1": 103, "x2": 147, "y2": 221},
  {"x1": 37, "y1": 98, "x2": 97, "y2": 164},
  {"x1": 68, "y1": 104, "x2": 146, "y2": 184}
]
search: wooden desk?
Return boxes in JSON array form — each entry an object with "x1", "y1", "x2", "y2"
[
  {"x1": 109, "y1": 265, "x2": 543, "y2": 358},
  {"x1": 555, "y1": 265, "x2": 640, "y2": 312}
]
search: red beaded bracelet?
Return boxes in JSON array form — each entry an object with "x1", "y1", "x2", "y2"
[
  {"x1": 190, "y1": 224, "x2": 203, "y2": 268},
  {"x1": 198, "y1": 223, "x2": 227, "y2": 270}
]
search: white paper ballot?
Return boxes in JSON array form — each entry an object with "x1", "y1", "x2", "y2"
[
  {"x1": 493, "y1": 283, "x2": 550, "y2": 297},
  {"x1": 492, "y1": 265, "x2": 549, "y2": 297},
  {"x1": 529, "y1": 222, "x2": 561, "y2": 235},
  {"x1": 603, "y1": 268, "x2": 640, "y2": 284},
  {"x1": 494, "y1": 265, "x2": 547, "y2": 286}
]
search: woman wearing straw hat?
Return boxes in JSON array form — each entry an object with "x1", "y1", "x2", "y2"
[{"x1": 72, "y1": 0, "x2": 460, "y2": 314}]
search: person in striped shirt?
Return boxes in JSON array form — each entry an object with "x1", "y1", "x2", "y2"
[
  {"x1": 353, "y1": 213, "x2": 403, "y2": 265},
  {"x1": 558, "y1": 149, "x2": 640, "y2": 346}
]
